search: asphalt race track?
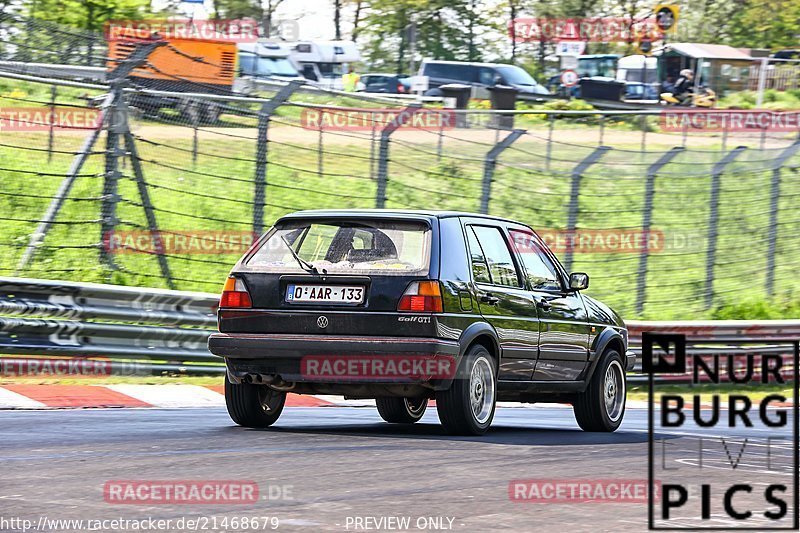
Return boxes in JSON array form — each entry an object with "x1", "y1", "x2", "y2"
[{"x1": 0, "y1": 406, "x2": 795, "y2": 532}]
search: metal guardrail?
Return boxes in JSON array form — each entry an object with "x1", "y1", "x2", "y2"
[
  {"x1": 0, "y1": 277, "x2": 796, "y2": 380},
  {"x1": 0, "y1": 277, "x2": 219, "y2": 375},
  {"x1": 0, "y1": 60, "x2": 106, "y2": 82}
]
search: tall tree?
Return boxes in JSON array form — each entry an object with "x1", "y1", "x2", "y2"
[
  {"x1": 211, "y1": 0, "x2": 285, "y2": 38},
  {"x1": 25, "y1": 0, "x2": 154, "y2": 32},
  {"x1": 334, "y1": 0, "x2": 342, "y2": 39},
  {"x1": 351, "y1": 0, "x2": 366, "y2": 41}
]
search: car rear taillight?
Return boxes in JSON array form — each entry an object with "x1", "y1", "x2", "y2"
[
  {"x1": 397, "y1": 83, "x2": 406, "y2": 93},
  {"x1": 398, "y1": 281, "x2": 443, "y2": 313},
  {"x1": 220, "y1": 277, "x2": 252, "y2": 308}
]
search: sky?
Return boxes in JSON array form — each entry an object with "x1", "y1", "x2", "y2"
[{"x1": 170, "y1": 0, "x2": 352, "y2": 40}]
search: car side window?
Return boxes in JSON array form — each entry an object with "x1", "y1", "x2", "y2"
[
  {"x1": 466, "y1": 227, "x2": 491, "y2": 283},
  {"x1": 478, "y1": 67, "x2": 495, "y2": 86},
  {"x1": 509, "y1": 230, "x2": 562, "y2": 292},
  {"x1": 470, "y1": 226, "x2": 520, "y2": 287}
]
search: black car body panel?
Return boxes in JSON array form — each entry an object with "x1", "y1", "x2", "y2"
[{"x1": 208, "y1": 209, "x2": 632, "y2": 400}]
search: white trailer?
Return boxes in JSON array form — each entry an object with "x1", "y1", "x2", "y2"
[
  {"x1": 234, "y1": 41, "x2": 304, "y2": 94},
  {"x1": 286, "y1": 41, "x2": 361, "y2": 90}
]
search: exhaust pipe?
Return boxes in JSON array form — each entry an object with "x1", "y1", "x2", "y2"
[{"x1": 243, "y1": 373, "x2": 274, "y2": 385}]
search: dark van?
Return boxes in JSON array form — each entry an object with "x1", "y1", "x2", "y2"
[{"x1": 419, "y1": 60, "x2": 549, "y2": 98}]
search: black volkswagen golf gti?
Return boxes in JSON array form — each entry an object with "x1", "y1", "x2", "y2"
[{"x1": 209, "y1": 210, "x2": 635, "y2": 435}]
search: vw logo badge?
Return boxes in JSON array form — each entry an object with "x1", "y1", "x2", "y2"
[{"x1": 317, "y1": 316, "x2": 329, "y2": 329}]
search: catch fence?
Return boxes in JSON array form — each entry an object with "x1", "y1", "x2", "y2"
[{"x1": 0, "y1": 37, "x2": 799, "y2": 320}]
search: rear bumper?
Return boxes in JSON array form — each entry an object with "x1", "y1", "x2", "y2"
[
  {"x1": 625, "y1": 350, "x2": 637, "y2": 372},
  {"x1": 208, "y1": 333, "x2": 460, "y2": 387}
]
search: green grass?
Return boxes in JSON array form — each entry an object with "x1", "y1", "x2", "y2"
[{"x1": 2, "y1": 80, "x2": 800, "y2": 320}]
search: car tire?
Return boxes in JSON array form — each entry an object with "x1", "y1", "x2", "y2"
[
  {"x1": 376, "y1": 397, "x2": 427, "y2": 424},
  {"x1": 573, "y1": 349, "x2": 626, "y2": 432},
  {"x1": 436, "y1": 344, "x2": 496, "y2": 435},
  {"x1": 225, "y1": 377, "x2": 286, "y2": 428}
]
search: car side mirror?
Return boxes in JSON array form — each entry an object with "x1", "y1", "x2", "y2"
[
  {"x1": 493, "y1": 74, "x2": 503, "y2": 86},
  {"x1": 569, "y1": 272, "x2": 589, "y2": 291}
]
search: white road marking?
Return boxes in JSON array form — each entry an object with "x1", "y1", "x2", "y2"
[
  {"x1": 105, "y1": 384, "x2": 225, "y2": 408},
  {"x1": 0, "y1": 387, "x2": 47, "y2": 409}
]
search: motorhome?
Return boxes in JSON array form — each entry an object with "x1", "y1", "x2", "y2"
[
  {"x1": 237, "y1": 41, "x2": 301, "y2": 80},
  {"x1": 287, "y1": 40, "x2": 361, "y2": 90},
  {"x1": 234, "y1": 41, "x2": 303, "y2": 94}
]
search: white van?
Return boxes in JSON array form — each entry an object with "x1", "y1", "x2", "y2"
[
  {"x1": 234, "y1": 41, "x2": 304, "y2": 94},
  {"x1": 287, "y1": 41, "x2": 361, "y2": 90}
]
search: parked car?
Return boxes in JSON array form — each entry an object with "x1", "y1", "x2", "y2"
[
  {"x1": 419, "y1": 60, "x2": 549, "y2": 98},
  {"x1": 208, "y1": 210, "x2": 633, "y2": 436},
  {"x1": 356, "y1": 73, "x2": 411, "y2": 94}
]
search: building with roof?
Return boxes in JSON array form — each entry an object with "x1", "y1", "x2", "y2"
[{"x1": 653, "y1": 43, "x2": 754, "y2": 95}]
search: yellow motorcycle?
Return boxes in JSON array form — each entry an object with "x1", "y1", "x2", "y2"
[{"x1": 660, "y1": 87, "x2": 716, "y2": 108}]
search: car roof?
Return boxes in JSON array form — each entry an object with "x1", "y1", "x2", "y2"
[
  {"x1": 279, "y1": 209, "x2": 526, "y2": 225},
  {"x1": 422, "y1": 60, "x2": 518, "y2": 69}
]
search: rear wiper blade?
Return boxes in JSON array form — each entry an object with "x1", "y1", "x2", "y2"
[{"x1": 280, "y1": 235, "x2": 320, "y2": 275}]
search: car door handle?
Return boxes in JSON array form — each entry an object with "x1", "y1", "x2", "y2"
[
  {"x1": 536, "y1": 297, "x2": 552, "y2": 311},
  {"x1": 480, "y1": 293, "x2": 500, "y2": 305}
]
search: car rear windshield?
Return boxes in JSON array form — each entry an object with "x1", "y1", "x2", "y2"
[{"x1": 246, "y1": 220, "x2": 432, "y2": 275}]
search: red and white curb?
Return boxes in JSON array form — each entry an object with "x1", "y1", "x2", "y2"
[{"x1": 0, "y1": 385, "x2": 656, "y2": 410}]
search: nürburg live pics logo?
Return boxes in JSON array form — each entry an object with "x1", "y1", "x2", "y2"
[{"x1": 644, "y1": 332, "x2": 799, "y2": 530}]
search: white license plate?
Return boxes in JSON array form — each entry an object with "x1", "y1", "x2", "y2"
[{"x1": 286, "y1": 284, "x2": 365, "y2": 304}]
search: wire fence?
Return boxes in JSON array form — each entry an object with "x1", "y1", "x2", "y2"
[{"x1": 0, "y1": 22, "x2": 799, "y2": 321}]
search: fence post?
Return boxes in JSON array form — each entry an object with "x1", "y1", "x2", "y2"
[
  {"x1": 369, "y1": 122, "x2": 377, "y2": 179},
  {"x1": 317, "y1": 121, "x2": 324, "y2": 179},
  {"x1": 123, "y1": 130, "x2": 175, "y2": 290},
  {"x1": 16, "y1": 40, "x2": 166, "y2": 274},
  {"x1": 47, "y1": 85, "x2": 56, "y2": 163},
  {"x1": 704, "y1": 146, "x2": 747, "y2": 309},
  {"x1": 98, "y1": 41, "x2": 168, "y2": 269},
  {"x1": 635, "y1": 147, "x2": 684, "y2": 315},
  {"x1": 546, "y1": 115, "x2": 554, "y2": 171},
  {"x1": 99, "y1": 80, "x2": 126, "y2": 269},
  {"x1": 191, "y1": 101, "x2": 199, "y2": 167},
  {"x1": 639, "y1": 114, "x2": 647, "y2": 157},
  {"x1": 563, "y1": 146, "x2": 611, "y2": 273},
  {"x1": 375, "y1": 104, "x2": 421, "y2": 209},
  {"x1": 598, "y1": 114, "x2": 605, "y2": 146},
  {"x1": 437, "y1": 120, "x2": 444, "y2": 162},
  {"x1": 15, "y1": 98, "x2": 108, "y2": 274},
  {"x1": 480, "y1": 129, "x2": 525, "y2": 214},
  {"x1": 766, "y1": 141, "x2": 800, "y2": 296},
  {"x1": 252, "y1": 80, "x2": 303, "y2": 235}
]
